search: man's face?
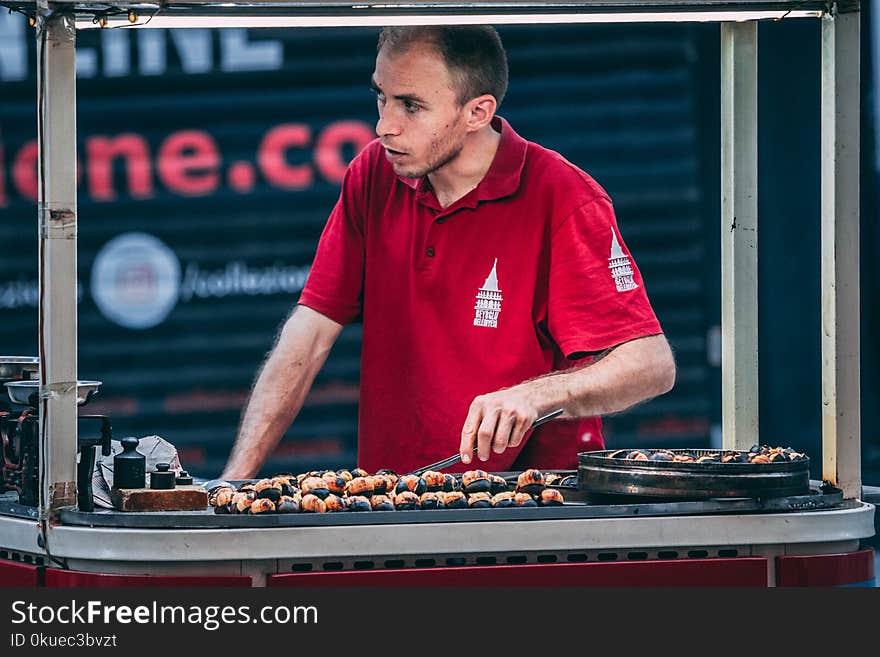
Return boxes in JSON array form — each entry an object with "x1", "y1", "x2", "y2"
[{"x1": 371, "y1": 43, "x2": 469, "y2": 179}]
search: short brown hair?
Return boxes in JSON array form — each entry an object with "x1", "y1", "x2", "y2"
[{"x1": 377, "y1": 25, "x2": 509, "y2": 107}]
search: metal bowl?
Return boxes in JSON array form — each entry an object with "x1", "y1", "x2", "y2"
[
  {"x1": 5, "y1": 380, "x2": 102, "y2": 407},
  {"x1": 0, "y1": 356, "x2": 39, "y2": 382}
]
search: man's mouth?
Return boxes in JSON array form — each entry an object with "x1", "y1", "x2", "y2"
[{"x1": 384, "y1": 146, "x2": 406, "y2": 158}]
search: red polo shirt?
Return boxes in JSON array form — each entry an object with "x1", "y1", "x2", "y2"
[{"x1": 299, "y1": 117, "x2": 663, "y2": 474}]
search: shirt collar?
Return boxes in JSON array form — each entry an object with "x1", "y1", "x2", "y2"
[{"x1": 397, "y1": 116, "x2": 528, "y2": 210}]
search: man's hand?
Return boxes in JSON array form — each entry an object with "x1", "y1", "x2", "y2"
[
  {"x1": 459, "y1": 385, "x2": 542, "y2": 464},
  {"x1": 458, "y1": 334, "x2": 676, "y2": 465}
]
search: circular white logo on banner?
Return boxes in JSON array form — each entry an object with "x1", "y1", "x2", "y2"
[{"x1": 91, "y1": 233, "x2": 181, "y2": 329}]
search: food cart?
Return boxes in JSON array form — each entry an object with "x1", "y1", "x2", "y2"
[{"x1": 0, "y1": 0, "x2": 875, "y2": 587}]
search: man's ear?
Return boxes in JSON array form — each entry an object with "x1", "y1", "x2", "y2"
[{"x1": 464, "y1": 94, "x2": 497, "y2": 132}]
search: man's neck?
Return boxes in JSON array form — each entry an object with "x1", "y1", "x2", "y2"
[{"x1": 428, "y1": 124, "x2": 502, "y2": 209}]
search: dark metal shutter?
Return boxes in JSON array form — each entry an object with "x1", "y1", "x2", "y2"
[{"x1": 0, "y1": 21, "x2": 711, "y2": 478}]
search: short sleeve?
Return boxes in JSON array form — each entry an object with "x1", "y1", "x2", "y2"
[
  {"x1": 548, "y1": 196, "x2": 663, "y2": 357},
  {"x1": 297, "y1": 160, "x2": 367, "y2": 325}
]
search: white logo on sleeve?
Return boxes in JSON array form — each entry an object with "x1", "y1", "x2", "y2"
[
  {"x1": 474, "y1": 258, "x2": 503, "y2": 328},
  {"x1": 608, "y1": 228, "x2": 638, "y2": 292}
]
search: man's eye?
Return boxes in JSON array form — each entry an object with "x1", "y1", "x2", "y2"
[{"x1": 404, "y1": 100, "x2": 421, "y2": 112}]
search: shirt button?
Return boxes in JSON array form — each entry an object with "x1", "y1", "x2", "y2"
[{"x1": 426, "y1": 247, "x2": 435, "y2": 257}]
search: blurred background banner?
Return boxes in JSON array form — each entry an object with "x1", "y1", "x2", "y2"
[{"x1": 0, "y1": 13, "x2": 877, "y2": 481}]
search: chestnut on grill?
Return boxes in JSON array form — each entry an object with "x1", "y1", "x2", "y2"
[
  {"x1": 418, "y1": 491, "x2": 444, "y2": 510},
  {"x1": 300, "y1": 476, "x2": 330, "y2": 500},
  {"x1": 444, "y1": 473, "x2": 460, "y2": 492},
  {"x1": 467, "y1": 492, "x2": 492, "y2": 508},
  {"x1": 271, "y1": 477, "x2": 296, "y2": 497},
  {"x1": 539, "y1": 489, "x2": 564, "y2": 506},
  {"x1": 559, "y1": 475, "x2": 578, "y2": 487},
  {"x1": 673, "y1": 452, "x2": 696, "y2": 462},
  {"x1": 490, "y1": 491, "x2": 516, "y2": 508},
  {"x1": 393, "y1": 491, "x2": 419, "y2": 510},
  {"x1": 255, "y1": 479, "x2": 283, "y2": 503},
  {"x1": 649, "y1": 450, "x2": 675, "y2": 462},
  {"x1": 768, "y1": 451, "x2": 790, "y2": 463},
  {"x1": 371, "y1": 474, "x2": 393, "y2": 495},
  {"x1": 442, "y1": 491, "x2": 467, "y2": 509},
  {"x1": 544, "y1": 473, "x2": 563, "y2": 486},
  {"x1": 251, "y1": 498, "x2": 276, "y2": 514},
  {"x1": 324, "y1": 494, "x2": 347, "y2": 512},
  {"x1": 421, "y1": 470, "x2": 446, "y2": 492},
  {"x1": 336, "y1": 469, "x2": 354, "y2": 483},
  {"x1": 627, "y1": 450, "x2": 650, "y2": 461},
  {"x1": 515, "y1": 469, "x2": 545, "y2": 496},
  {"x1": 209, "y1": 486, "x2": 235, "y2": 508},
  {"x1": 696, "y1": 455, "x2": 720, "y2": 463},
  {"x1": 276, "y1": 495, "x2": 301, "y2": 513},
  {"x1": 608, "y1": 449, "x2": 629, "y2": 459},
  {"x1": 321, "y1": 473, "x2": 347, "y2": 496},
  {"x1": 231, "y1": 491, "x2": 255, "y2": 514},
  {"x1": 721, "y1": 452, "x2": 747, "y2": 463},
  {"x1": 749, "y1": 454, "x2": 771, "y2": 464},
  {"x1": 301, "y1": 493, "x2": 327, "y2": 513},
  {"x1": 395, "y1": 474, "x2": 427, "y2": 496},
  {"x1": 489, "y1": 474, "x2": 509, "y2": 495},
  {"x1": 346, "y1": 495, "x2": 372, "y2": 512},
  {"x1": 513, "y1": 492, "x2": 538, "y2": 507},
  {"x1": 461, "y1": 470, "x2": 491, "y2": 494},
  {"x1": 239, "y1": 483, "x2": 256, "y2": 493},
  {"x1": 351, "y1": 468, "x2": 370, "y2": 479},
  {"x1": 345, "y1": 476, "x2": 374, "y2": 497},
  {"x1": 370, "y1": 494, "x2": 395, "y2": 511}
]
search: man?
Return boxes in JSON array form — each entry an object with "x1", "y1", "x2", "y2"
[{"x1": 221, "y1": 25, "x2": 675, "y2": 480}]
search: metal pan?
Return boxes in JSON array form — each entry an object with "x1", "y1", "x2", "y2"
[
  {"x1": 5, "y1": 380, "x2": 102, "y2": 407},
  {"x1": 0, "y1": 357, "x2": 39, "y2": 382},
  {"x1": 578, "y1": 449, "x2": 811, "y2": 500}
]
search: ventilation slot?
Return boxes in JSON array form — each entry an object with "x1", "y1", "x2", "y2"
[{"x1": 687, "y1": 550, "x2": 709, "y2": 559}]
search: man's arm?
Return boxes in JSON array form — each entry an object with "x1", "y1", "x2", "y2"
[
  {"x1": 459, "y1": 333, "x2": 676, "y2": 464},
  {"x1": 221, "y1": 305, "x2": 344, "y2": 479}
]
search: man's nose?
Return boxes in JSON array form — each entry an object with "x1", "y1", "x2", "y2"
[{"x1": 376, "y1": 107, "x2": 400, "y2": 137}]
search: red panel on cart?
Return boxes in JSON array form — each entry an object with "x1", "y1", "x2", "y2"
[
  {"x1": 0, "y1": 560, "x2": 41, "y2": 587},
  {"x1": 44, "y1": 569, "x2": 252, "y2": 587},
  {"x1": 268, "y1": 558, "x2": 768, "y2": 587},
  {"x1": 776, "y1": 549, "x2": 876, "y2": 587}
]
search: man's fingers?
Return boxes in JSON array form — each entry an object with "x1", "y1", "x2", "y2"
[
  {"x1": 508, "y1": 414, "x2": 532, "y2": 449},
  {"x1": 476, "y1": 409, "x2": 501, "y2": 462},
  {"x1": 492, "y1": 411, "x2": 517, "y2": 454},
  {"x1": 459, "y1": 404, "x2": 484, "y2": 464}
]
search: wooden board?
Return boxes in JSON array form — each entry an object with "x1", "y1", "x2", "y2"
[{"x1": 110, "y1": 485, "x2": 208, "y2": 512}]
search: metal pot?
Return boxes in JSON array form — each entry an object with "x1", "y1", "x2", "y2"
[
  {"x1": 0, "y1": 357, "x2": 39, "y2": 382},
  {"x1": 4, "y1": 380, "x2": 102, "y2": 407}
]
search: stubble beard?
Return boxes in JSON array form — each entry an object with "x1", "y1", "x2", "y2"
[{"x1": 393, "y1": 131, "x2": 465, "y2": 180}]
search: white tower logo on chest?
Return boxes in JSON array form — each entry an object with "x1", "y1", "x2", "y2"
[
  {"x1": 609, "y1": 228, "x2": 638, "y2": 292},
  {"x1": 474, "y1": 258, "x2": 503, "y2": 328}
]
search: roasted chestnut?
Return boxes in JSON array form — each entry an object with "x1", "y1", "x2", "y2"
[
  {"x1": 673, "y1": 452, "x2": 696, "y2": 462},
  {"x1": 370, "y1": 494, "x2": 395, "y2": 511},
  {"x1": 515, "y1": 469, "x2": 545, "y2": 496},
  {"x1": 608, "y1": 449, "x2": 629, "y2": 459},
  {"x1": 441, "y1": 491, "x2": 467, "y2": 509},
  {"x1": 255, "y1": 479, "x2": 283, "y2": 503},
  {"x1": 393, "y1": 491, "x2": 419, "y2": 510},
  {"x1": 461, "y1": 470, "x2": 491, "y2": 494},
  {"x1": 345, "y1": 476, "x2": 374, "y2": 497},
  {"x1": 489, "y1": 474, "x2": 509, "y2": 495},
  {"x1": 444, "y1": 473, "x2": 460, "y2": 492},
  {"x1": 394, "y1": 474, "x2": 427, "y2": 496},
  {"x1": 370, "y1": 474, "x2": 392, "y2": 495},
  {"x1": 539, "y1": 489, "x2": 565, "y2": 506},
  {"x1": 421, "y1": 470, "x2": 446, "y2": 492},
  {"x1": 346, "y1": 495, "x2": 372, "y2": 512},
  {"x1": 351, "y1": 468, "x2": 370, "y2": 479},
  {"x1": 301, "y1": 493, "x2": 327, "y2": 513},
  {"x1": 336, "y1": 469, "x2": 354, "y2": 483},
  {"x1": 467, "y1": 492, "x2": 492, "y2": 508},
  {"x1": 418, "y1": 491, "x2": 444, "y2": 510},
  {"x1": 627, "y1": 450, "x2": 650, "y2": 461},
  {"x1": 231, "y1": 491, "x2": 255, "y2": 514},
  {"x1": 276, "y1": 495, "x2": 301, "y2": 513},
  {"x1": 321, "y1": 472, "x2": 347, "y2": 496},
  {"x1": 300, "y1": 476, "x2": 330, "y2": 499},
  {"x1": 513, "y1": 492, "x2": 538, "y2": 507},
  {"x1": 721, "y1": 451, "x2": 747, "y2": 463},
  {"x1": 209, "y1": 486, "x2": 235, "y2": 508},
  {"x1": 490, "y1": 491, "x2": 516, "y2": 508},
  {"x1": 649, "y1": 450, "x2": 675, "y2": 462},
  {"x1": 696, "y1": 454, "x2": 720, "y2": 463},
  {"x1": 749, "y1": 454, "x2": 771, "y2": 464},
  {"x1": 324, "y1": 494, "x2": 347, "y2": 512},
  {"x1": 250, "y1": 498, "x2": 276, "y2": 514},
  {"x1": 544, "y1": 473, "x2": 563, "y2": 486}
]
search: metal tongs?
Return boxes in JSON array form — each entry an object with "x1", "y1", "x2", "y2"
[{"x1": 409, "y1": 408, "x2": 565, "y2": 476}]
